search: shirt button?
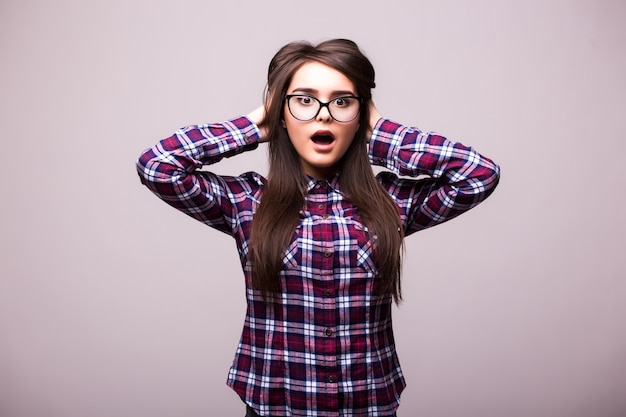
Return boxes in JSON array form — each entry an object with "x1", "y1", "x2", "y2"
[
  {"x1": 324, "y1": 289, "x2": 332, "y2": 297},
  {"x1": 328, "y1": 375, "x2": 335, "y2": 383},
  {"x1": 317, "y1": 203, "x2": 324, "y2": 210},
  {"x1": 322, "y1": 214, "x2": 329, "y2": 219},
  {"x1": 325, "y1": 328, "x2": 333, "y2": 337},
  {"x1": 324, "y1": 250, "x2": 332, "y2": 258}
]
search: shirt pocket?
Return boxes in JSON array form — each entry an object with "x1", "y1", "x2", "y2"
[
  {"x1": 347, "y1": 220, "x2": 379, "y2": 274},
  {"x1": 281, "y1": 225, "x2": 302, "y2": 270}
]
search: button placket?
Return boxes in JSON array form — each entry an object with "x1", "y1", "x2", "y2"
[{"x1": 306, "y1": 177, "x2": 340, "y2": 398}]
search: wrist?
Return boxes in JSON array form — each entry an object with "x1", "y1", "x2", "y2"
[{"x1": 246, "y1": 105, "x2": 265, "y2": 126}]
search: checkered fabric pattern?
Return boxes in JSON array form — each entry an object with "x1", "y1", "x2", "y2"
[{"x1": 137, "y1": 116, "x2": 500, "y2": 416}]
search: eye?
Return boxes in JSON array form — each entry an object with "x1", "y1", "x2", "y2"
[
  {"x1": 333, "y1": 97, "x2": 352, "y2": 107},
  {"x1": 297, "y1": 95, "x2": 314, "y2": 105}
]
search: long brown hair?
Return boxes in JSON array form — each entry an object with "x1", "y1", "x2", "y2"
[{"x1": 250, "y1": 39, "x2": 404, "y2": 302}]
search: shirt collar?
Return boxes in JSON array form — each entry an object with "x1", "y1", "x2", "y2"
[{"x1": 304, "y1": 172, "x2": 343, "y2": 194}]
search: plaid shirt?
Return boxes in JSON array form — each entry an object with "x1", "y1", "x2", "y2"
[{"x1": 137, "y1": 116, "x2": 500, "y2": 416}]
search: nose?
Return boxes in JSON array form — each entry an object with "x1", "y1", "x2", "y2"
[{"x1": 316, "y1": 103, "x2": 332, "y2": 122}]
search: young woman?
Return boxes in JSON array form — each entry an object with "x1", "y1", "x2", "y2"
[{"x1": 137, "y1": 39, "x2": 500, "y2": 417}]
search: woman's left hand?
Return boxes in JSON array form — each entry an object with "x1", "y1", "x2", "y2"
[{"x1": 367, "y1": 100, "x2": 382, "y2": 140}]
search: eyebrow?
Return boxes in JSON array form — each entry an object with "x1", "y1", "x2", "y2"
[{"x1": 290, "y1": 87, "x2": 357, "y2": 96}]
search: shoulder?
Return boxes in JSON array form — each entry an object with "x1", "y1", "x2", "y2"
[{"x1": 240, "y1": 171, "x2": 267, "y2": 190}]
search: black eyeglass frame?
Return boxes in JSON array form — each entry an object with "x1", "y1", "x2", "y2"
[{"x1": 284, "y1": 94, "x2": 363, "y2": 123}]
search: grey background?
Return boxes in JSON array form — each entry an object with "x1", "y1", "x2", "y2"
[{"x1": 2, "y1": 0, "x2": 625, "y2": 416}]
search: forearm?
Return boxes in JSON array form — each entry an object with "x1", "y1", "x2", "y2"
[
  {"x1": 136, "y1": 116, "x2": 260, "y2": 191},
  {"x1": 369, "y1": 118, "x2": 500, "y2": 207},
  {"x1": 135, "y1": 116, "x2": 263, "y2": 231}
]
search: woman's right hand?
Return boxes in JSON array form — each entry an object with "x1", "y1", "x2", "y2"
[{"x1": 246, "y1": 105, "x2": 269, "y2": 142}]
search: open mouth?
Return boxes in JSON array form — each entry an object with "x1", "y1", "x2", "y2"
[{"x1": 311, "y1": 132, "x2": 335, "y2": 145}]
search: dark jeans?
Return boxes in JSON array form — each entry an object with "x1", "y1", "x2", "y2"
[{"x1": 245, "y1": 404, "x2": 397, "y2": 416}]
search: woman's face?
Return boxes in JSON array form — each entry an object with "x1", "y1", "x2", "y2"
[{"x1": 283, "y1": 61, "x2": 360, "y2": 179}]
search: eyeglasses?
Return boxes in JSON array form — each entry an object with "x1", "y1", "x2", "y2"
[{"x1": 285, "y1": 94, "x2": 362, "y2": 123}]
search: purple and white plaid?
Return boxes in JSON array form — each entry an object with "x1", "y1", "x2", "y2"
[{"x1": 137, "y1": 116, "x2": 500, "y2": 416}]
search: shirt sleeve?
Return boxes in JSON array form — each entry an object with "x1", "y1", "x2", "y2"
[
  {"x1": 135, "y1": 116, "x2": 262, "y2": 234},
  {"x1": 369, "y1": 118, "x2": 501, "y2": 235}
]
